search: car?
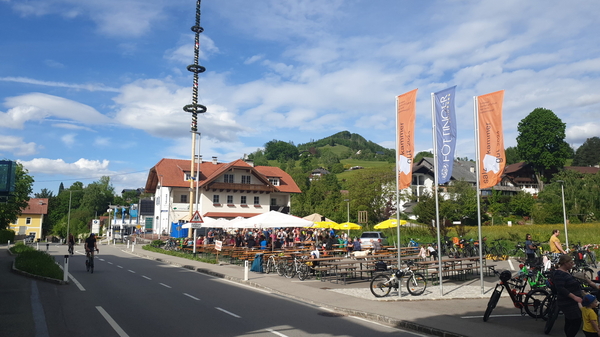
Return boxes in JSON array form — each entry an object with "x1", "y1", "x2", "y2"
[{"x1": 359, "y1": 231, "x2": 388, "y2": 249}]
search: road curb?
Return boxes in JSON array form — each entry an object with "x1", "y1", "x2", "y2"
[
  {"x1": 7, "y1": 249, "x2": 68, "y2": 285},
  {"x1": 131, "y1": 247, "x2": 466, "y2": 337}
]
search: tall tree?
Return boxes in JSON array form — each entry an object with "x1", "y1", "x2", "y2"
[
  {"x1": 572, "y1": 137, "x2": 600, "y2": 166},
  {"x1": 516, "y1": 108, "x2": 571, "y2": 190},
  {"x1": 0, "y1": 162, "x2": 34, "y2": 230},
  {"x1": 34, "y1": 188, "x2": 54, "y2": 199},
  {"x1": 504, "y1": 146, "x2": 521, "y2": 165},
  {"x1": 346, "y1": 166, "x2": 396, "y2": 226},
  {"x1": 264, "y1": 140, "x2": 299, "y2": 162}
]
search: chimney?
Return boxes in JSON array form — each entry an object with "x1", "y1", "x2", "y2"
[
  {"x1": 470, "y1": 166, "x2": 474, "y2": 173},
  {"x1": 246, "y1": 159, "x2": 254, "y2": 167},
  {"x1": 212, "y1": 156, "x2": 218, "y2": 164}
]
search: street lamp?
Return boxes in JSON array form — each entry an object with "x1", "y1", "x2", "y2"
[
  {"x1": 344, "y1": 199, "x2": 350, "y2": 223},
  {"x1": 556, "y1": 180, "x2": 569, "y2": 249}
]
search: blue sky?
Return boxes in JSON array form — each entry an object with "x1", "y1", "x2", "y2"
[{"x1": 1, "y1": 0, "x2": 600, "y2": 196}]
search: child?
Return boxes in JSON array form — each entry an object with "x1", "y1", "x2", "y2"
[{"x1": 580, "y1": 294, "x2": 600, "y2": 337}]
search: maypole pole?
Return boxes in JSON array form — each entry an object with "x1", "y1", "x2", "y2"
[{"x1": 183, "y1": 1, "x2": 207, "y2": 238}]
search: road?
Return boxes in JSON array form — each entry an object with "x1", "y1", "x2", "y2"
[{"x1": 36, "y1": 244, "x2": 433, "y2": 337}]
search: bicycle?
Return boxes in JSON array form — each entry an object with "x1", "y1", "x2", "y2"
[
  {"x1": 284, "y1": 255, "x2": 310, "y2": 281},
  {"x1": 370, "y1": 261, "x2": 427, "y2": 297},
  {"x1": 264, "y1": 253, "x2": 284, "y2": 274},
  {"x1": 488, "y1": 239, "x2": 508, "y2": 261},
  {"x1": 483, "y1": 268, "x2": 549, "y2": 321},
  {"x1": 68, "y1": 242, "x2": 74, "y2": 255},
  {"x1": 86, "y1": 249, "x2": 99, "y2": 273}
]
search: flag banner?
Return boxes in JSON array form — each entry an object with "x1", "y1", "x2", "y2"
[
  {"x1": 397, "y1": 89, "x2": 418, "y2": 190},
  {"x1": 434, "y1": 86, "x2": 457, "y2": 185},
  {"x1": 477, "y1": 90, "x2": 505, "y2": 189}
]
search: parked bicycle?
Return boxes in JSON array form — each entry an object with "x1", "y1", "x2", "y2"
[
  {"x1": 284, "y1": 255, "x2": 310, "y2": 281},
  {"x1": 370, "y1": 261, "x2": 427, "y2": 297},
  {"x1": 483, "y1": 268, "x2": 549, "y2": 321},
  {"x1": 264, "y1": 253, "x2": 285, "y2": 275}
]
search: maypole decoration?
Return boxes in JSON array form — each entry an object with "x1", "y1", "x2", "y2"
[{"x1": 183, "y1": 1, "x2": 207, "y2": 243}]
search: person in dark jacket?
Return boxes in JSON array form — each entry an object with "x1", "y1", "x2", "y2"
[{"x1": 553, "y1": 254, "x2": 584, "y2": 337}]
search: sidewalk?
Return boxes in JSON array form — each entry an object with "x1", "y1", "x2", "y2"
[{"x1": 122, "y1": 240, "x2": 547, "y2": 337}]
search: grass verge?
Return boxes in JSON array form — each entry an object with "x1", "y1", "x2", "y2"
[
  {"x1": 142, "y1": 244, "x2": 218, "y2": 264},
  {"x1": 11, "y1": 242, "x2": 63, "y2": 280}
]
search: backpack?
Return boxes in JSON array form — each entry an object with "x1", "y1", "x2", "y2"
[{"x1": 375, "y1": 261, "x2": 387, "y2": 271}]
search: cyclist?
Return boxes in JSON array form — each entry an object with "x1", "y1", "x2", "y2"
[
  {"x1": 85, "y1": 233, "x2": 99, "y2": 261},
  {"x1": 68, "y1": 233, "x2": 75, "y2": 255}
]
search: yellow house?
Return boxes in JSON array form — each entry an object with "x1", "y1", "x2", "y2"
[{"x1": 9, "y1": 198, "x2": 48, "y2": 240}]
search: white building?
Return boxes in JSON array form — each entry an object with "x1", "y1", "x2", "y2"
[{"x1": 144, "y1": 157, "x2": 302, "y2": 234}]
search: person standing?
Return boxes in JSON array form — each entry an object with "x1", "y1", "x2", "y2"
[
  {"x1": 549, "y1": 229, "x2": 567, "y2": 256},
  {"x1": 553, "y1": 254, "x2": 584, "y2": 337},
  {"x1": 525, "y1": 234, "x2": 537, "y2": 266},
  {"x1": 580, "y1": 294, "x2": 600, "y2": 337}
]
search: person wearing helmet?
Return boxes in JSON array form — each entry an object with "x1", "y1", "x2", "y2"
[{"x1": 85, "y1": 233, "x2": 98, "y2": 257}]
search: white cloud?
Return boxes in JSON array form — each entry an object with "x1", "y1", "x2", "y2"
[
  {"x1": 61, "y1": 133, "x2": 76, "y2": 147},
  {"x1": 244, "y1": 54, "x2": 265, "y2": 65},
  {"x1": 0, "y1": 93, "x2": 113, "y2": 129},
  {"x1": 164, "y1": 34, "x2": 219, "y2": 64},
  {"x1": 18, "y1": 157, "x2": 111, "y2": 175},
  {"x1": 0, "y1": 135, "x2": 38, "y2": 156},
  {"x1": 0, "y1": 77, "x2": 119, "y2": 92}
]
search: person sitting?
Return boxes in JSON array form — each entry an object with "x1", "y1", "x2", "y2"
[
  {"x1": 246, "y1": 234, "x2": 256, "y2": 249},
  {"x1": 274, "y1": 238, "x2": 283, "y2": 249},
  {"x1": 353, "y1": 238, "x2": 361, "y2": 252},
  {"x1": 427, "y1": 244, "x2": 438, "y2": 260},
  {"x1": 259, "y1": 236, "x2": 268, "y2": 250}
]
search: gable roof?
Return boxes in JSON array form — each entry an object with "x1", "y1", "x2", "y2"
[
  {"x1": 22, "y1": 198, "x2": 49, "y2": 215},
  {"x1": 565, "y1": 166, "x2": 600, "y2": 175},
  {"x1": 412, "y1": 157, "x2": 476, "y2": 183},
  {"x1": 144, "y1": 158, "x2": 301, "y2": 194}
]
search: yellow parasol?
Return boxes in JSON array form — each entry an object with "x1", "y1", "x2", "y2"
[
  {"x1": 336, "y1": 222, "x2": 361, "y2": 230},
  {"x1": 312, "y1": 221, "x2": 338, "y2": 229},
  {"x1": 374, "y1": 219, "x2": 407, "y2": 229}
]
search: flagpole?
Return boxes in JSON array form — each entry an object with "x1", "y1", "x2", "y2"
[
  {"x1": 473, "y1": 96, "x2": 485, "y2": 295},
  {"x1": 395, "y1": 95, "x2": 403, "y2": 298},
  {"x1": 431, "y1": 92, "x2": 443, "y2": 296}
]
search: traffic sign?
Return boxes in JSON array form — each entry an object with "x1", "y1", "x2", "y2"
[{"x1": 190, "y1": 211, "x2": 204, "y2": 223}]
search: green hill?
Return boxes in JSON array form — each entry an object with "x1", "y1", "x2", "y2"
[{"x1": 297, "y1": 131, "x2": 394, "y2": 162}]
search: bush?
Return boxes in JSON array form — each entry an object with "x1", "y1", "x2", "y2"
[
  {"x1": 14, "y1": 247, "x2": 63, "y2": 280},
  {"x1": 0, "y1": 229, "x2": 16, "y2": 244},
  {"x1": 151, "y1": 240, "x2": 164, "y2": 248}
]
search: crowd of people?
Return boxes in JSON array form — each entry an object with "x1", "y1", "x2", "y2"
[{"x1": 178, "y1": 227, "x2": 365, "y2": 254}]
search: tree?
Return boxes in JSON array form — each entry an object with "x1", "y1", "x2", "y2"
[
  {"x1": 34, "y1": 188, "x2": 54, "y2": 199},
  {"x1": 439, "y1": 180, "x2": 478, "y2": 226},
  {"x1": 414, "y1": 151, "x2": 433, "y2": 164},
  {"x1": 345, "y1": 166, "x2": 396, "y2": 226},
  {"x1": 264, "y1": 140, "x2": 299, "y2": 162},
  {"x1": 572, "y1": 137, "x2": 600, "y2": 166},
  {"x1": 247, "y1": 149, "x2": 269, "y2": 166},
  {"x1": 516, "y1": 108, "x2": 571, "y2": 190},
  {"x1": 504, "y1": 146, "x2": 521, "y2": 165},
  {"x1": 0, "y1": 162, "x2": 34, "y2": 230}
]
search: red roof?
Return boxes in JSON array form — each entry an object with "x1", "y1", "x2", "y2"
[
  {"x1": 22, "y1": 198, "x2": 49, "y2": 215},
  {"x1": 144, "y1": 158, "x2": 301, "y2": 194},
  {"x1": 565, "y1": 166, "x2": 600, "y2": 174}
]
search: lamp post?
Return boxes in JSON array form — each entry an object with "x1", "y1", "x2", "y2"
[
  {"x1": 344, "y1": 199, "x2": 350, "y2": 223},
  {"x1": 66, "y1": 190, "x2": 72, "y2": 243},
  {"x1": 556, "y1": 180, "x2": 569, "y2": 249}
]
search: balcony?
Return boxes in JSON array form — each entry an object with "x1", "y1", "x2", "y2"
[{"x1": 207, "y1": 182, "x2": 275, "y2": 193}]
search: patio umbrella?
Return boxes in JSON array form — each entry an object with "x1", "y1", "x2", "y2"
[
  {"x1": 336, "y1": 222, "x2": 361, "y2": 230},
  {"x1": 374, "y1": 219, "x2": 407, "y2": 229},
  {"x1": 313, "y1": 221, "x2": 338, "y2": 229},
  {"x1": 237, "y1": 210, "x2": 314, "y2": 229}
]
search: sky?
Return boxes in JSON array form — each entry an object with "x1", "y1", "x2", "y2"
[{"x1": 1, "y1": 0, "x2": 600, "y2": 196}]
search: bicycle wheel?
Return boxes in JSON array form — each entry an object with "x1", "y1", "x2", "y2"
[
  {"x1": 582, "y1": 267, "x2": 594, "y2": 280},
  {"x1": 524, "y1": 288, "x2": 550, "y2": 318},
  {"x1": 543, "y1": 297, "x2": 559, "y2": 334},
  {"x1": 265, "y1": 259, "x2": 274, "y2": 274},
  {"x1": 298, "y1": 264, "x2": 310, "y2": 281},
  {"x1": 276, "y1": 260, "x2": 286, "y2": 276},
  {"x1": 284, "y1": 263, "x2": 296, "y2": 279},
  {"x1": 483, "y1": 285, "x2": 503, "y2": 322},
  {"x1": 86, "y1": 259, "x2": 89, "y2": 272},
  {"x1": 90, "y1": 260, "x2": 94, "y2": 274},
  {"x1": 370, "y1": 274, "x2": 393, "y2": 297},
  {"x1": 406, "y1": 273, "x2": 427, "y2": 295}
]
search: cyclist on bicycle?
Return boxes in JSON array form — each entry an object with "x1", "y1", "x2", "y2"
[
  {"x1": 85, "y1": 233, "x2": 99, "y2": 257},
  {"x1": 68, "y1": 233, "x2": 75, "y2": 255}
]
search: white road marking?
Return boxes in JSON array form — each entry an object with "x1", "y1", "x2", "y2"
[
  {"x1": 117, "y1": 265, "x2": 123, "y2": 268},
  {"x1": 108, "y1": 262, "x2": 113, "y2": 265},
  {"x1": 142, "y1": 275, "x2": 151, "y2": 280},
  {"x1": 462, "y1": 314, "x2": 522, "y2": 319},
  {"x1": 508, "y1": 259, "x2": 515, "y2": 270},
  {"x1": 128, "y1": 270, "x2": 135, "y2": 273},
  {"x1": 266, "y1": 328, "x2": 288, "y2": 337},
  {"x1": 99, "y1": 258, "x2": 105, "y2": 261},
  {"x1": 159, "y1": 283, "x2": 172, "y2": 288},
  {"x1": 68, "y1": 273, "x2": 86, "y2": 291},
  {"x1": 215, "y1": 307, "x2": 241, "y2": 318},
  {"x1": 183, "y1": 293, "x2": 200, "y2": 301},
  {"x1": 96, "y1": 306, "x2": 130, "y2": 337}
]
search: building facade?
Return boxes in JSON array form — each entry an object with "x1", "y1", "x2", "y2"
[
  {"x1": 8, "y1": 198, "x2": 48, "y2": 240},
  {"x1": 144, "y1": 158, "x2": 302, "y2": 234}
]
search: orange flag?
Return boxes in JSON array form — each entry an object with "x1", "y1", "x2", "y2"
[
  {"x1": 397, "y1": 89, "x2": 417, "y2": 190},
  {"x1": 477, "y1": 90, "x2": 505, "y2": 189}
]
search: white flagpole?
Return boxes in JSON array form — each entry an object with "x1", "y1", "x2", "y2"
[
  {"x1": 473, "y1": 96, "x2": 485, "y2": 295},
  {"x1": 431, "y1": 92, "x2": 443, "y2": 296},
  {"x1": 395, "y1": 96, "x2": 403, "y2": 298}
]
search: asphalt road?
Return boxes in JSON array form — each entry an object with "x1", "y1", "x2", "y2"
[{"x1": 31, "y1": 244, "x2": 434, "y2": 337}]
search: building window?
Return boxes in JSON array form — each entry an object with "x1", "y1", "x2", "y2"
[
  {"x1": 254, "y1": 196, "x2": 260, "y2": 205},
  {"x1": 180, "y1": 195, "x2": 188, "y2": 203},
  {"x1": 224, "y1": 174, "x2": 234, "y2": 183},
  {"x1": 242, "y1": 175, "x2": 251, "y2": 184},
  {"x1": 227, "y1": 195, "x2": 234, "y2": 204},
  {"x1": 412, "y1": 175, "x2": 425, "y2": 186},
  {"x1": 26, "y1": 217, "x2": 32, "y2": 225},
  {"x1": 271, "y1": 198, "x2": 277, "y2": 206},
  {"x1": 241, "y1": 196, "x2": 247, "y2": 205},
  {"x1": 184, "y1": 173, "x2": 192, "y2": 181},
  {"x1": 268, "y1": 178, "x2": 279, "y2": 186},
  {"x1": 213, "y1": 195, "x2": 220, "y2": 204}
]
